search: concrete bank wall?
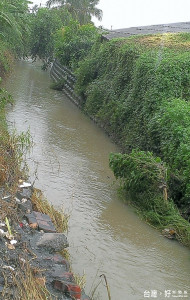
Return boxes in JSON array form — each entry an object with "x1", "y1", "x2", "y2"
[
  {"x1": 50, "y1": 59, "x2": 116, "y2": 140},
  {"x1": 50, "y1": 59, "x2": 82, "y2": 107}
]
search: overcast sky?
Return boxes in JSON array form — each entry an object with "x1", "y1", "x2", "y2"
[{"x1": 30, "y1": 0, "x2": 190, "y2": 30}]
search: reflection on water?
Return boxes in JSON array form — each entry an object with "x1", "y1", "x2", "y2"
[{"x1": 5, "y1": 60, "x2": 190, "y2": 300}]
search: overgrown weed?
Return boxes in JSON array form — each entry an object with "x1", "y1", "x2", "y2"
[
  {"x1": 110, "y1": 151, "x2": 190, "y2": 247},
  {"x1": 31, "y1": 188, "x2": 68, "y2": 233}
]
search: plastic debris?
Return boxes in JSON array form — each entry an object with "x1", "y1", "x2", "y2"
[
  {"x1": 21, "y1": 198, "x2": 27, "y2": 203},
  {"x1": 2, "y1": 195, "x2": 11, "y2": 200},
  {"x1": 19, "y1": 182, "x2": 32, "y2": 188},
  {"x1": 162, "y1": 228, "x2": 176, "y2": 239},
  {"x1": 10, "y1": 240, "x2": 17, "y2": 245},
  {"x1": 0, "y1": 229, "x2": 6, "y2": 237},
  {"x1": 3, "y1": 265, "x2": 15, "y2": 271},
  {"x1": 15, "y1": 197, "x2": 21, "y2": 203}
]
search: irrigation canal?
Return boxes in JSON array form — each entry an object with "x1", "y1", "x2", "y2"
[{"x1": 5, "y1": 60, "x2": 190, "y2": 300}]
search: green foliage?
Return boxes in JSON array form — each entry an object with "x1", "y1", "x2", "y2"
[
  {"x1": 109, "y1": 150, "x2": 190, "y2": 247},
  {"x1": 0, "y1": 0, "x2": 31, "y2": 57},
  {"x1": 0, "y1": 85, "x2": 13, "y2": 110},
  {"x1": 109, "y1": 151, "x2": 167, "y2": 205},
  {"x1": 75, "y1": 33, "x2": 190, "y2": 210},
  {"x1": 151, "y1": 98, "x2": 190, "y2": 206},
  {"x1": 30, "y1": 8, "x2": 63, "y2": 68},
  {"x1": 54, "y1": 20, "x2": 99, "y2": 69},
  {"x1": 47, "y1": 0, "x2": 102, "y2": 25},
  {"x1": 0, "y1": 42, "x2": 14, "y2": 77},
  {"x1": 50, "y1": 78, "x2": 66, "y2": 91}
]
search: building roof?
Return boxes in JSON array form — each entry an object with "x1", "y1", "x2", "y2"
[{"x1": 103, "y1": 22, "x2": 190, "y2": 40}]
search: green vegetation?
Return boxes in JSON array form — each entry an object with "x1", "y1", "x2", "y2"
[
  {"x1": 47, "y1": 0, "x2": 102, "y2": 25},
  {"x1": 0, "y1": 0, "x2": 189, "y2": 247},
  {"x1": 0, "y1": 0, "x2": 31, "y2": 76},
  {"x1": 0, "y1": 1, "x2": 103, "y2": 297},
  {"x1": 54, "y1": 20, "x2": 99, "y2": 69},
  {"x1": 0, "y1": 0, "x2": 31, "y2": 57},
  {"x1": 0, "y1": 45, "x2": 13, "y2": 79},
  {"x1": 29, "y1": 1, "x2": 101, "y2": 69},
  {"x1": 31, "y1": 188, "x2": 68, "y2": 233},
  {"x1": 50, "y1": 78, "x2": 66, "y2": 90},
  {"x1": 0, "y1": 0, "x2": 102, "y2": 69},
  {"x1": 29, "y1": 7, "x2": 64, "y2": 69},
  {"x1": 0, "y1": 85, "x2": 31, "y2": 194},
  {"x1": 74, "y1": 33, "x2": 190, "y2": 246},
  {"x1": 109, "y1": 151, "x2": 190, "y2": 247}
]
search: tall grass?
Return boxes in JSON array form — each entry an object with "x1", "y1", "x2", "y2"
[{"x1": 31, "y1": 188, "x2": 68, "y2": 233}]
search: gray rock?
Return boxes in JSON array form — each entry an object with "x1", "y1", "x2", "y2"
[
  {"x1": 16, "y1": 187, "x2": 32, "y2": 200},
  {"x1": 25, "y1": 211, "x2": 56, "y2": 233},
  {"x1": 36, "y1": 233, "x2": 69, "y2": 252},
  {"x1": 51, "y1": 265, "x2": 72, "y2": 280},
  {"x1": 43, "y1": 254, "x2": 70, "y2": 270},
  {"x1": 18, "y1": 200, "x2": 32, "y2": 213}
]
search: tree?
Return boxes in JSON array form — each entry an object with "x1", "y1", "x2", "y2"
[
  {"x1": 0, "y1": 0, "x2": 31, "y2": 56},
  {"x1": 29, "y1": 8, "x2": 63, "y2": 69},
  {"x1": 46, "y1": 0, "x2": 102, "y2": 25},
  {"x1": 54, "y1": 20, "x2": 99, "y2": 69},
  {"x1": 0, "y1": 0, "x2": 30, "y2": 33}
]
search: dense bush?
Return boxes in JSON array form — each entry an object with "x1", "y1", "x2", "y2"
[
  {"x1": 30, "y1": 8, "x2": 63, "y2": 68},
  {"x1": 109, "y1": 150, "x2": 190, "y2": 247},
  {"x1": 75, "y1": 33, "x2": 190, "y2": 210},
  {"x1": 54, "y1": 20, "x2": 99, "y2": 69},
  {"x1": 0, "y1": 0, "x2": 30, "y2": 58},
  {"x1": 0, "y1": 42, "x2": 14, "y2": 77}
]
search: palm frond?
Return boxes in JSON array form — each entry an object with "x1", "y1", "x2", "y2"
[{"x1": 46, "y1": 0, "x2": 65, "y2": 8}]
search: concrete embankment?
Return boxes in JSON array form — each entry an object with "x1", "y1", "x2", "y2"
[{"x1": 50, "y1": 59, "x2": 82, "y2": 107}]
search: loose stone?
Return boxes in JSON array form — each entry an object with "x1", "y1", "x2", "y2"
[{"x1": 36, "y1": 232, "x2": 69, "y2": 252}]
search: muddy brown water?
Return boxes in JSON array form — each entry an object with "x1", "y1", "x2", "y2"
[{"x1": 5, "y1": 60, "x2": 190, "y2": 300}]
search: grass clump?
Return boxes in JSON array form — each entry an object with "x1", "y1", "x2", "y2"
[
  {"x1": 31, "y1": 188, "x2": 68, "y2": 233},
  {"x1": 50, "y1": 78, "x2": 66, "y2": 91},
  {"x1": 2, "y1": 260, "x2": 55, "y2": 300},
  {"x1": 109, "y1": 150, "x2": 190, "y2": 247},
  {"x1": 0, "y1": 42, "x2": 13, "y2": 78}
]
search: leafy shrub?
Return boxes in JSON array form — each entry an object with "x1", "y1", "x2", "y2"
[
  {"x1": 50, "y1": 78, "x2": 66, "y2": 91},
  {"x1": 109, "y1": 150, "x2": 168, "y2": 206},
  {"x1": 54, "y1": 20, "x2": 99, "y2": 69},
  {"x1": 151, "y1": 98, "x2": 190, "y2": 207},
  {"x1": 0, "y1": 41, "x2": 13, "y2": 77},
  {"x1": 109, "y1": 150, "x2": 190, "y2": 247},
  {"x1": 30, "y1": 8, "x2": 63, "y2": 68}
]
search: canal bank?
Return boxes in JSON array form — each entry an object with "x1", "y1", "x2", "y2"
[
  {"x1": 4, "y1": 59, "x2": 190, "y2": 300},
  {"x1": 0, "y1": 58, "x2": 91, "y2": 299},
  {"x1": 51, "y1": 31, "x2": 190, "y2": 247}
]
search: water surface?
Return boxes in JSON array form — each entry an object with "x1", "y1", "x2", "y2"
[{"x1": 5, "y1": 60, "x2": 190, "y2": 300}]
